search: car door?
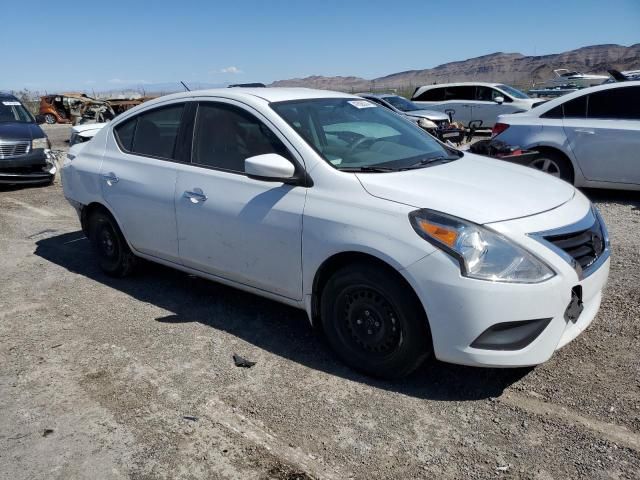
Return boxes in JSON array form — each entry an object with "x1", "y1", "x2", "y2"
[
  {"x1": 441, "y1": 86, "x2": 474, "y2": 126},
  {"x1": 563, "y1": 86, "x2": 640, "y2": 184},
  {"x1": 100, "y1": 101, "x2": 187, "y2": 263},
  {"x1": 174, "y1": 99, "x2": 306, "y2": 300},
  {"x1": 472, "y1": 87, "x2": 513, "y2": 128}
]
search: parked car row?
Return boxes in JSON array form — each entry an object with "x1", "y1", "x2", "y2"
[{"x1": 61, "y1": 87, "x2": 610, "y2": 378}]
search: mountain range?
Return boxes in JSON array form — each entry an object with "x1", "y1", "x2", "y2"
[{"x1": 269, "y1": 44, "x2": 640, "y2": 92}]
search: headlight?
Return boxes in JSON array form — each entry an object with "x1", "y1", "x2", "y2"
[
  {"x1": 32, "y1": 137, "x2": 50, "y2": 150},
  {"x1": 409, "y1": 209, "x2": 555, "y2": 283},
  {"x1": 418, "y1": 118, "x2": 438, "y2": 129}
]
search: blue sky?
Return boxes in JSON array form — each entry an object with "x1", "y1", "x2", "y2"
[{"x1": 2, "y1": 0, "x2": 638, "y2": 92}]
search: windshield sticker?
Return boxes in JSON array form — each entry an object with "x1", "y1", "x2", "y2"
[
  {"x1": 348, "y1": 100, "x2": 376, "y2": 109},
  {"x1": 2, "y1": 101, "x2": 21, "y2": 106}
]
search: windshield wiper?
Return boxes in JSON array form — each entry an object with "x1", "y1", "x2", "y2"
[
  {"x1": 400, "y1": 155, "x2": 459, "y2": 170},
  {"x1": 338, "y1": 166, "x2": 397, "y2": 173}
]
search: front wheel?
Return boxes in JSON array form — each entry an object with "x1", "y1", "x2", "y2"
[
  {"x1": 44, "y1": 113, "x2": 57, "y2": 124},
  {"x1": 320, "y1": 264, "x2": 432, "y2": 379},
  {"x1": 88, "y1": 211, "x2": 136, "y2": 277}
]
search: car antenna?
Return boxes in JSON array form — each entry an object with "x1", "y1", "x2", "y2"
[{"x1": 180, "y1": 81, "x2": 191, "y2": 92}]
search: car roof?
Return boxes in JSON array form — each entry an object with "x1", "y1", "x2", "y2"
[
  {"x1": 0, "y1": 92, "x2": 19, "y2": 101},
  {"x1": 532, "y1": 79, "x2": 640, "y2": 114},
  {"x1": 137, "y1": 87, "x2": 360, "y2": 109},
  {"x1": 418, "y1": 82, "x2": 504, "y2": 89}
]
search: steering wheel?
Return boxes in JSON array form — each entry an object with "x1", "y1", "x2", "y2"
[{"x1": 348, "y1": 136, "x2": 379, "y2": 152}]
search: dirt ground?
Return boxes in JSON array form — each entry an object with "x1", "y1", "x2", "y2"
[{"x1": 0, "y1": 124, "x2": 639, "y2": 479}]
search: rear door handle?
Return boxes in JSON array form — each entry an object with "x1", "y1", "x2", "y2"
[
  {"x1": 102, "y1": 172, "x2": 119, "y2": 185},
  {"x1": 575, "y1": 128, "x2": 595, "y2": 135},
  {"x1": 184, "y1": 188, "x2": 208, "y2": 203}
]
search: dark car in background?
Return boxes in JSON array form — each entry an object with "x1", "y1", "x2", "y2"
[{"x1": 0, "y1": 93, "x2": 56, "y2": 185}]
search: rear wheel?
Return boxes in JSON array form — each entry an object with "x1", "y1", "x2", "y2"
[
  {"x1": 528, "y1": 151, "x2": 574, "y2": 183},
  {"x1": 320, "y1": 263, "x2": 431, "y2": 379},
  {"x1": 88, "y1": 211, "x2": 136, "y2": 277},
  {"x1": 44, "y1": 113, "x2": 57, "y2": 124}
]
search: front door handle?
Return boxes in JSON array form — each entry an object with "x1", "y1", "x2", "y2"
[
  {"x1": 575, "y1": 128, "x2": 595, "y2": 135},
  {"x1": 102, "y1": 172, "x2": 119, "y2": 186},
  {"x1": 184, "y1": 188, "x2": 208, "y2": 204}
]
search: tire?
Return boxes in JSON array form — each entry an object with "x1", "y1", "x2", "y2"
[
  {"x1": 88, "y1": 211, "x2": 136, "y2": 277},
  {"x1": 44, "y1": 113, "x2": 57, "y2": 124},
  {"x1": 320, "y1": 263, "x2": 432, "y2": 379},
  {"x1": 528, "y1": 151, "x2": 574, "y2": 183}
]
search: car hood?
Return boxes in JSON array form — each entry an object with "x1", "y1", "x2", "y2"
[
  {"x1": 0, "y1": 122, "x2": 45, "y2": 141},
  {"x1": 356, "y1": 153, "x2": 575, "y2": 224},
  {"x1": 404, "y1": 110, "x2": 450, "y2": 121}
]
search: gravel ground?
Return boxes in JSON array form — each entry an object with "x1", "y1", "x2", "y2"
[{"x1": 0, "y1": 124, "x2": 638, "y2": 479}]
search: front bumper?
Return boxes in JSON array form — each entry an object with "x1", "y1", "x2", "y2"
[
  {"x1": 402, "y1": 195, "x2": 610, "y2": 367},
  {"x1": 0, "y1": 150, "x2": 56, "y2": 184}
]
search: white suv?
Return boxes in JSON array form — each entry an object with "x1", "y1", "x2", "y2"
[
  {"x1": 62, "y1": 88, "x2": 610, "y2": 378},
  {"x1": 412, "y1": 82, "x2": 545, "y2": 128},
  {"x1": 493, "y1": 81, "x2": 640, "y2": 190}
]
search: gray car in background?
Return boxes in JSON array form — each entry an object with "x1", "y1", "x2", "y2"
[{"x1": 358, "y1": 93, "x2": 464, "y2": 143}]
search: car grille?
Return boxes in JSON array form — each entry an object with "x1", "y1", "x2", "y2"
[
  {"x1": 543, "y1": 218, "x2": 605, "y2": 271},
  {"x1": 435, "y1": 120, "x2": 450, "y2": 129},
  {"x1": 0, "y1": 140, "x2": 30, "y2": 159}
]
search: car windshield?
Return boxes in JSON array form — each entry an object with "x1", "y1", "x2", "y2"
[
  {"x1": 382, "y1": 95, "x2": 423, "y2": 112},
  {"x1": 271, "y1": 98, "x2": 458, "y2": 171},
  {"x1": 0, "y1": 100, "x2": 34, "y2": 123},
  {"x1": 496, "y1": 85, "x2": 530, "y2": 99}
]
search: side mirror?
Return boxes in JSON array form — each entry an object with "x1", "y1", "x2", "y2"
[
  {"x1": 35, "y1": 114, "x2": 46, "y2": 124},
  {"x1": 494, "y1": 96, "x2": 505, "y2": 104},
  {"x1": 245, "y1": 153, "x2": 296, "y2": 182}
]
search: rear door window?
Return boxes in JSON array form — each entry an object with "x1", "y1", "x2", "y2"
[
  {"x1": 414, "y1": 87, "x2": 445, "y2": 102},
  {"x1": 541, "y1": 104, "x2": 563, "y2": 119},
  {"x1": 587, "y1": 87, "x2": 640, "y2": 120},
  {"x1": 133, "y1": 105, "x2": 185, "y2": 159},
  {"x1": 562, "y1": 96, "x2": 587, "y2": 119},
  {"x1": 444, "y1": 86, "x2": 475, "y2": 101},
  {"x1": 114, "y1": 118, "x2": 136, "y2": 151},
  {"x1": 116, "y1": 104, "x2": 185, "y2": 159}
]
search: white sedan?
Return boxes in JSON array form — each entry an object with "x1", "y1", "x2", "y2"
[
  {"x1": 493, "y1": 81, "x2": 640, "y2": 190},
  {"x1": 62, "y1": 88, "x2": 610, "y2": 378}
]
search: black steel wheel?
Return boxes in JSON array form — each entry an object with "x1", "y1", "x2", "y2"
[
  {"x1": 321, "y1": 263, "x2": 432, "y2": 379},
  {"x1": 339, "y1": 286, "x2": 402, "y2": 357},
  {"x1": 88, "y1": 210, "x2": 136, "y2": 277}
]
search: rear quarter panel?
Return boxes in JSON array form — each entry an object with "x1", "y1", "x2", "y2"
[
  {"x1": 61, "y1": 127, "x2": 108, "y2": 207},
  {"x1": 494, "y1": 119, "x2": 586, "y2": 185}
]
